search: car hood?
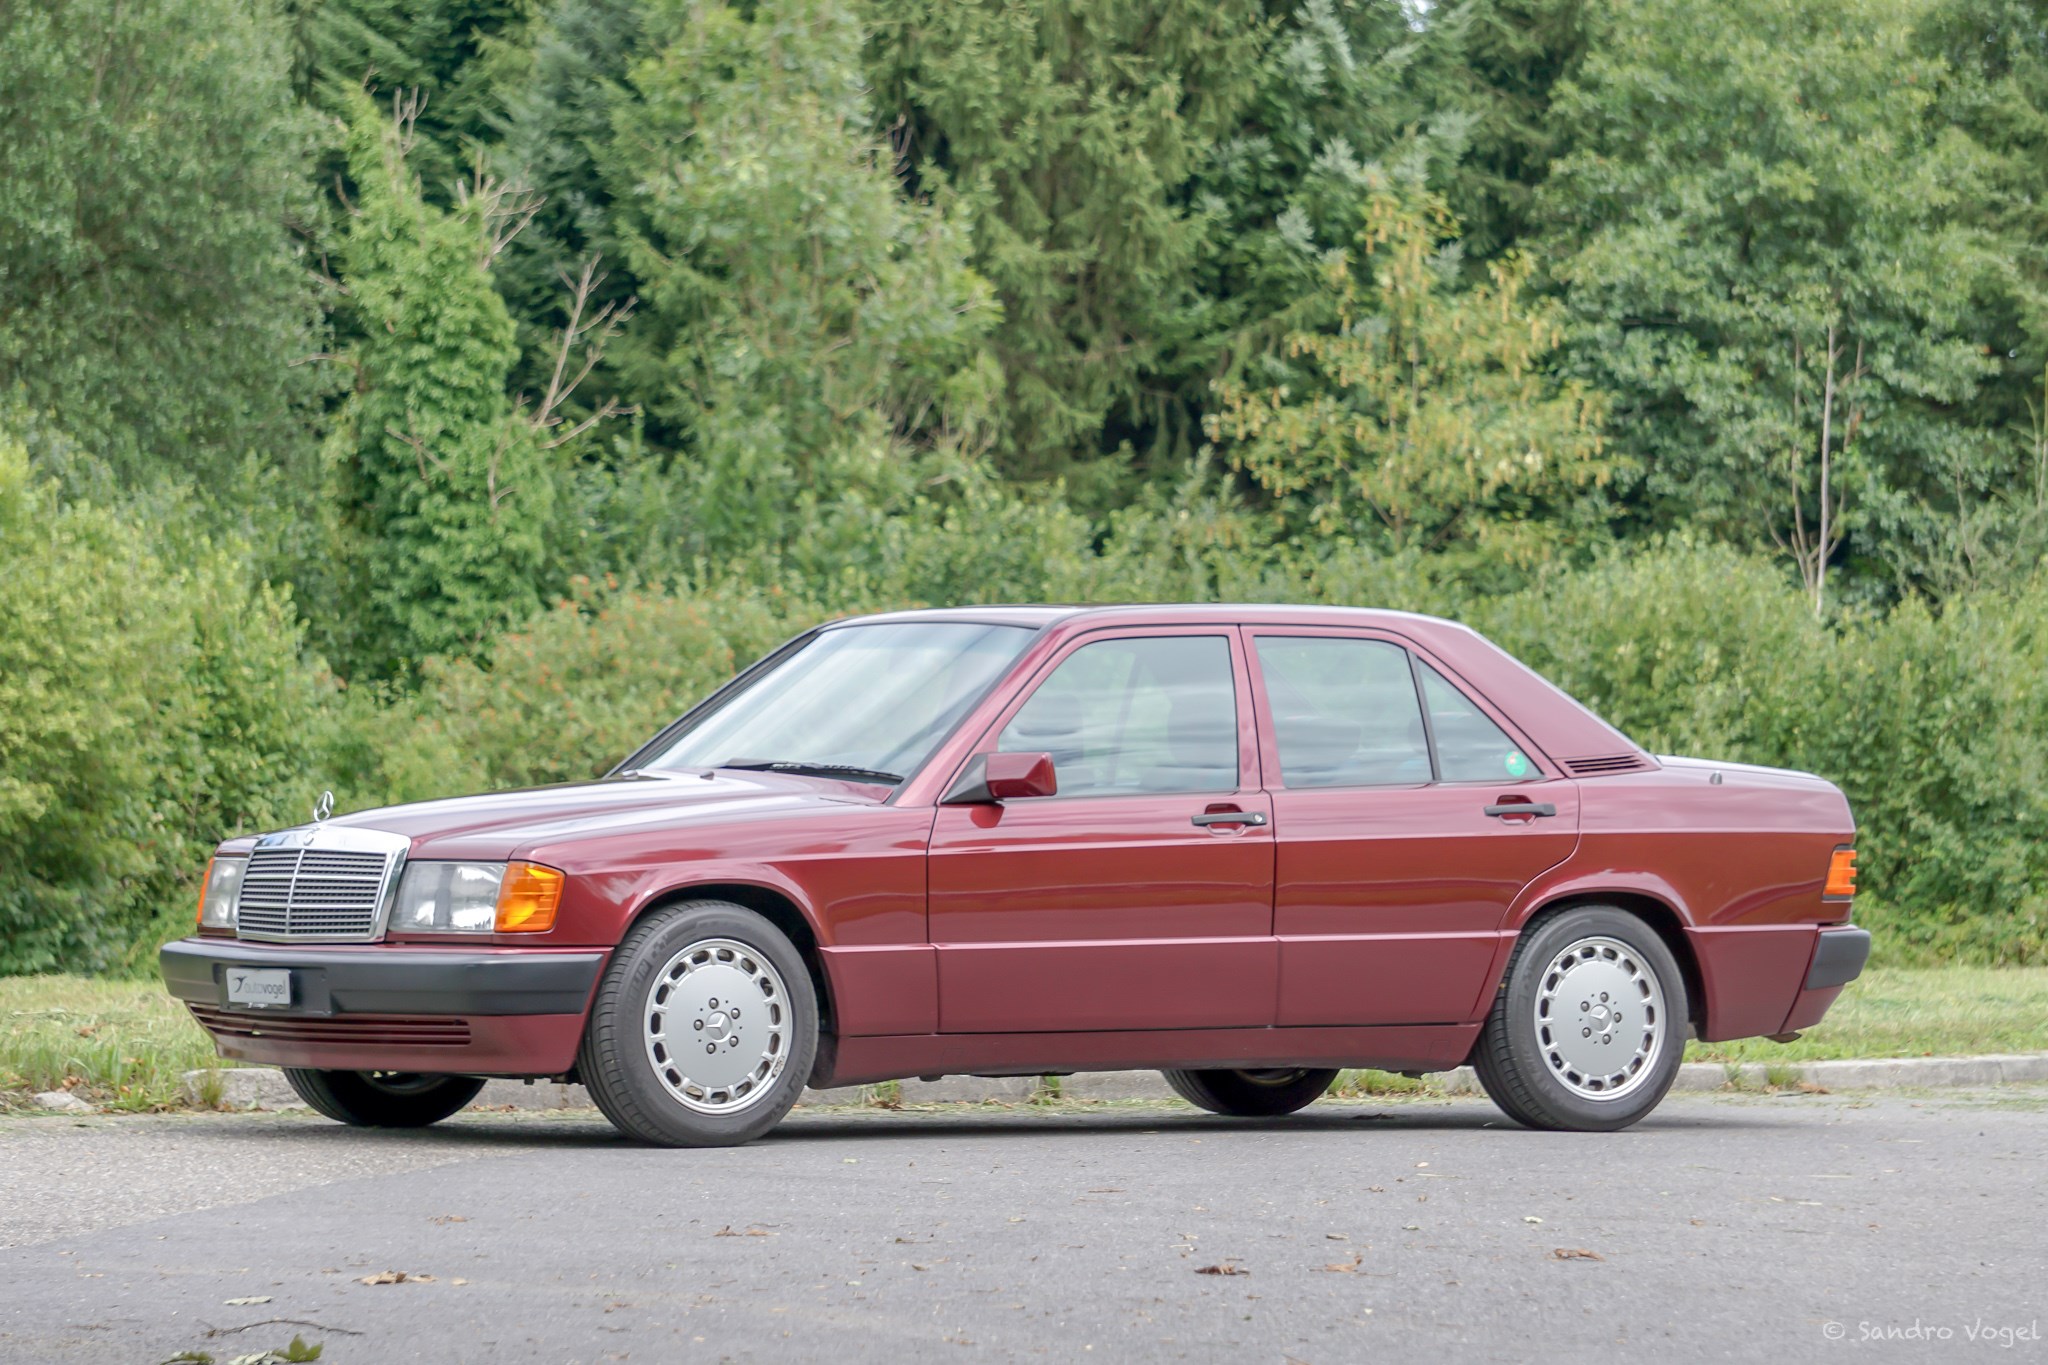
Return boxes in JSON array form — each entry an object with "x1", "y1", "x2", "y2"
[{"x1": 317, "y1": 770, "x2": 893, "y2": 861}]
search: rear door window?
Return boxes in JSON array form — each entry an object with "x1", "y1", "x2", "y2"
[
  {"x1": 1252, "y1": 637, "x2": 1432, "y2": 788},
  {"x1": 1418, "y1": 662, "x2": 1537, "y2": 782}
]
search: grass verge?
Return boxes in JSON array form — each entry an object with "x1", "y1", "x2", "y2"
[
  {"x1": 1682, "y1": 966, "x2": 2048, "y2": 1063},
  {"x1": 2, "y1": 966, "x2": 2044, "y2": 1112},
  {"x1": 0, "y1": 974, "x2": 229, "y2": 1111}
]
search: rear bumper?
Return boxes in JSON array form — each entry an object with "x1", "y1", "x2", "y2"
[
  {"x1": 161, "y1": 938, "x2": 604, "y2": 1076},
  {"x1": 1688, "y1": 922, "x2": 1872, "y2": 1041},
  {"x1": 1805, "y1": 926, "x2": 1871, "y2": 990},
  {"x1": 1779, "y1": 925, "x2": 1872, "y2": 1035}
]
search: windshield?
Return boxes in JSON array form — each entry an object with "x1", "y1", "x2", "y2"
[{"x1": 640, "y1": 621, "x2": 1036, "y2": 783}]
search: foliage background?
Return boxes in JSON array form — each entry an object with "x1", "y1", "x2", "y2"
[{"x1": 4, "y1": 0, "x2": 2047, "y2": 972}]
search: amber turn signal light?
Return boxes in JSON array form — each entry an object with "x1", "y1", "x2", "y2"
[
  {"x1": 495, "y1": 861, "x2": 565, "y2": 932},
  {"x1": 1824, "y1": 847, "x2": 1857, "y2": 899},
  {"x1": 196, "y1": 856, "x2": 215, "y2": 926}
]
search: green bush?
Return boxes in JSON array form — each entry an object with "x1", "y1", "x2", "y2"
[
  {"x1": 1482, "y1": 543, "x2": 2048, "y2": 965},
  {"x1": 339, "y1": 579, "x2": 815, "y2": 807},
  {"x1": 0, "y1": 436, "x2": 330, "y2": 973}
]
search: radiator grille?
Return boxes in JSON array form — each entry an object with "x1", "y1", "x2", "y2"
[{"x1": 237, "y1": 847, "x2": 392, "y2": 941}]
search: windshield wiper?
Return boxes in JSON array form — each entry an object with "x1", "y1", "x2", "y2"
[{"x1": 719, "y1": 759, "x2": 905, "y2": 785}]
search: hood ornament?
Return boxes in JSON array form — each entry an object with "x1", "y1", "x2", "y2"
[{"x1": 312, "y1": 790, "x2": 335, "y2": 824}]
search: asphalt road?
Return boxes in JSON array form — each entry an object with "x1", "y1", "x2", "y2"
[{"x1": 1, "y1": 1090, "x2": 2042, "y2": 1364}]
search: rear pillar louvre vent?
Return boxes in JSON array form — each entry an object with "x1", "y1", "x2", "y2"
[{"x1": 1561, "y1": 753, "x2": 1654, "y2": 777}]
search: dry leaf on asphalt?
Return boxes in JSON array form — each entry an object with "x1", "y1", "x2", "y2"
[
  {"x1": 358, "y1": 1270, "x2": 410, "y2": 1284},
  {"x1": 1551, "y1": 1248, "x2": 1605, "y2": 1261},
  {"x1": 1195, "y1": 1262, "x2": 1248, "y2": 1276},
  {"x1": 222, "y1": 1296, "x2": 271, "y2": 1305},
  {"x1": 1321, "y1": 1255, "x2": 1364, "y2": 1273}
]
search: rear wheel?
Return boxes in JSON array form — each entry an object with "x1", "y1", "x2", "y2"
[
  {"x1": 1472, "y1": 905, "x2": 1688, "y2": 1132},
  {"x1": 282, "y1": 1070, "x2": 485, "y2": 1128},
  {"x1": 578, "y1": 900, "x2": 818, "y2": 1147},
  {"x1": 1161, "y1": 1067, "x2": 1338, "y2": 1116}
]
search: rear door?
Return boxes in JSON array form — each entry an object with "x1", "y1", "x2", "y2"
[
  {"x1": 1247, "y1": 629, "x2": 1579, "y2": 1026},
  {"x1": 925, "y1": 628, "x2": 1276, "y2": 1033}
]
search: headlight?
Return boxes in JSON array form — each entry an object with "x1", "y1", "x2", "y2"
[
  {"x1": 196, "y1": 856, "x2": 245, "y2": 930},
  {"x1": 391, "y1": 860, "x2": 564, "y2": 934}
]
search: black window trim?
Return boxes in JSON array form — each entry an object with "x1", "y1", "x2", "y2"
[{"x1": 1405, "y1": 646, "x2": 1445, "y2": 785}]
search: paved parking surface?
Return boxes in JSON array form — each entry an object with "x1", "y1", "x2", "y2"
[{"x1": 1, "y1": 1089, "x2": 2042, "y2": 1363}]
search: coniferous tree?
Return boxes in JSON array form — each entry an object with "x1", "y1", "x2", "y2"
[{"x1": 867, "y1": 0, "x2": 1269, "y2": 482}]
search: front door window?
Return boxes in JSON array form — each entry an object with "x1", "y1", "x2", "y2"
[{"x1": 996, "y1": 635, "x2": 1239, "y2": 796}]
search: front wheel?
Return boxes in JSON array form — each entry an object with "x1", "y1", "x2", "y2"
[
  {"x1": 1161, "y1": 1067, "x2": 1339, "y2": 1116},
  {"x1": 578, "y1": 900, "x2": 818, "y2": 1147},
  {"x1": 282, "y1": 1070, "x2": 485, "y2": 1127},
  {"x1": 1472, "y1": 905, "x2": 1689, "y2": 1132}
]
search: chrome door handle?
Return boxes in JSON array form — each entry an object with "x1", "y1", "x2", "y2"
[
  {"x1": 1191, "y1": 810, "x2": 1267, "y2": 827},
  {"x1": 1484, "y1": 802, "x2": 1556, "y2": 818}
]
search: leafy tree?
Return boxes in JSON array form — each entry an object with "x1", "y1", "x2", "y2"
[
  {"x1": 602, "y1": 0, "x2": 999, "y2": 559},
  {"x1": 0, "y1": 432, "x2": 329, "y2": 973},
  {"x1": 1914, "y1": 0, "x2": 2048, "y2": 589},
  {"x1": 0, "y1": 0, "x2": 324, "y2": 484},
  {"x1": 317, "y1": 92, "x2": 567, "y2": 675},
  {"x1": 1209, "y1": 181, "x2": 1610, "y2": 574},
  {"x1": 1539, "y1": 0, "x2": 1998, "y2": 609}
]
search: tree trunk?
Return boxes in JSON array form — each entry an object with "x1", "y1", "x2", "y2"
[{"x1": 1814, "y1": 322, "x2": 1836, "y2": 617}]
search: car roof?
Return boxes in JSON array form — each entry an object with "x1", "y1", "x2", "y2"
[
  {"x1": 822, "y1": 603, "x2": 1647, "y2": 770},
  {"x1": 822, "y1": 603, "x2": 1470, "y2": 634}
]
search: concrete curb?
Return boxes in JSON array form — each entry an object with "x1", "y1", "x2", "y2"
[{"x1": 177, "y1": 1053, "x2": 2048, "y2": 1113}]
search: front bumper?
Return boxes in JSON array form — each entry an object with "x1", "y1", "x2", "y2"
[{"x1": 161, "y1": 939, "x2": 605, "y2": 1076}]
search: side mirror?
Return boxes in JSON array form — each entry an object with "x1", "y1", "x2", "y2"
[{"x1": 943, "y1": 751, "x2": 1058, "y2": 804}]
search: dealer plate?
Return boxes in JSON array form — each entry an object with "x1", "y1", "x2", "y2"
[{"x1": 224, "y1": 967, "x2": 292, "y2": 1009}]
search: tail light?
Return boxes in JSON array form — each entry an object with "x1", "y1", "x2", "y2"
[{"x1": 1823, "y1": 847, "x2": 1857, "y2": 900}]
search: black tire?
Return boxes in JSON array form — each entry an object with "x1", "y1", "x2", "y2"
[
  {"x1": 1160, "y1": 1067, "x2": 1339, "y2": 1116},
  {"x1": 1472, "y1": 905, "x2": 1689, "y2": 1132},
  {"x1": 282, "y1": 1070, "x2": 485, "y2": 1128},
  {"x1": 578, "y1": 900, "x2": 818, "y2": 1147}
]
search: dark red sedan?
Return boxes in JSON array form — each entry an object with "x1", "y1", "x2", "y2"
[{"x1": 164, "y1": 605, "x2": 1868, "y2": 1145}]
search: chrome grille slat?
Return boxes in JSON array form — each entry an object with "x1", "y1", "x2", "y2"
[{"x1": 236, "y1": 843, "x2": 393, "y2": 941}]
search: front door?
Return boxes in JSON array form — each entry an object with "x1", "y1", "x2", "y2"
[
  {"x1": 926, "y1": 629, "x2": 1276, "y2": 1033},
  {"x1": 1247, "y1": 630, "x2": 1580, "y2": 1026}
]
